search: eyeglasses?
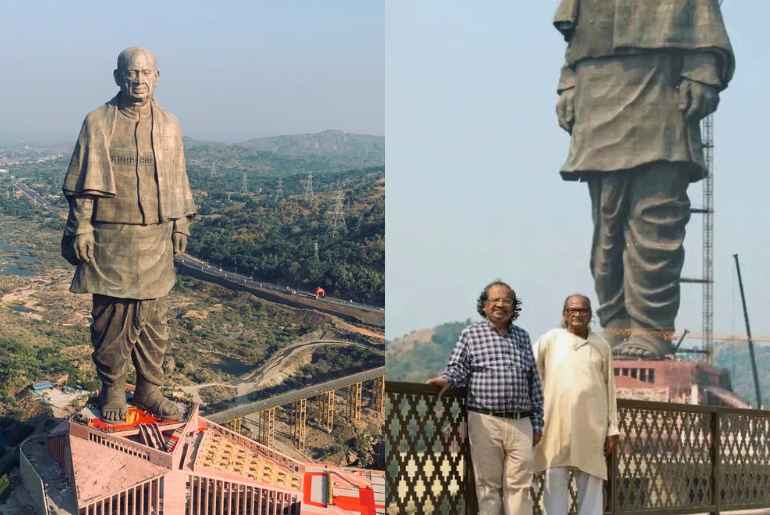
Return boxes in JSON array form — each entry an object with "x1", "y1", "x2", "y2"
[
  {"x1": 487, "y1": 298, "x2": 514, "y2": 306},
  {"x1": 565, "y1": 308, "x2": 590, "y2": 314}
]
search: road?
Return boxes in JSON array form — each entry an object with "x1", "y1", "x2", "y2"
[
  {"x1": 206, "y1": 366, "x2": 386, "y2": 424},
  {"x1": 177, "y1": 338, "x2": 384, "y2": 403}
]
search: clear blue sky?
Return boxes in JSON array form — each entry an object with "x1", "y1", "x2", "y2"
[
  {"x1": 386, "y1": 1, "x2": 770, "y2": 356},
  {"x1": 0, "y1": 0, "x2": 383, "y2": 144}
]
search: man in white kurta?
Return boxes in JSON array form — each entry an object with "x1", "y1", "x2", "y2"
[{"x1": 534, "y1": 294, "x2": 619, "y2": 515}]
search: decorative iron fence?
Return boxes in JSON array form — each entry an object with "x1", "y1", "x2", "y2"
[{"x1": 386, "y1": 381, "x2": 770, "y2": 514}]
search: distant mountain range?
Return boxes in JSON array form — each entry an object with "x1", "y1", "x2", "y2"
[
  {"x1": 184, "y1": 130, "x2": 384, "y2": 176},
  {"x1": 388, "y1": 319, "x2": 770, "y2": 407}
]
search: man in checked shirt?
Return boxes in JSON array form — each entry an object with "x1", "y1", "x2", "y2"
[{"x1": 428, "y1": 280, "x2": 544, "y2": 515}]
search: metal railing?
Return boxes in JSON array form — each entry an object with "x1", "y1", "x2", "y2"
[{"x1": 385, "y1": 381, "x2": 770, "y2": 515}]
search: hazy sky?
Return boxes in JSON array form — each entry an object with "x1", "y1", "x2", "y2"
[
  {"x1": 0, "y1": 0, "x2": 383, "y2": 145},
  {"x1": 386, "y1": 1, "x2": 770, "y2": 354}
]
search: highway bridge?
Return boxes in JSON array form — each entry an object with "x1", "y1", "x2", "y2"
[
  {"x1": 176, "y1": 255, "x2": 384, "y2": 328},
  {"x1": 206, "y1": 367, "x2": 385, "y2": 451}
]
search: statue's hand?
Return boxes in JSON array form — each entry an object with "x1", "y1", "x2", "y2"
[
  {"x1": 172, "y1": 233, "x2": 187, "y2": 255},
  {"x1": 678, "y1": 79, "x2": 719, "y2": 122},
  {"x1": 74, "y1": 233, "x2": 95, "y2": 265},
  {"x1": 556, "y1": 88, "x2": 575, "y2": 134}
]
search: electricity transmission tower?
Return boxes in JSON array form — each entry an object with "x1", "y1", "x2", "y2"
[
  {"x1": 274, "y1": 177, "x2": 284, "y2": 201},
  {"x1": 329, "y1": 188, "x2": 346, "y2": 238},
  {"x1": 303, "y1": 172, "x2": 314, "y2": 201}
]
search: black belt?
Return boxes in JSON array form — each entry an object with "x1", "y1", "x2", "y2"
[{"x1": 468, "y1": 407, "x2": 532, "y2": 420}]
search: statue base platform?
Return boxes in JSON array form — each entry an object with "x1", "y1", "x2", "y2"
[
  {"x1": 19, "y1": 403, "x2": 385, "y2": 514},
  {"x1": 613, "y1": 358, "x2": 749, "y2": 407}
]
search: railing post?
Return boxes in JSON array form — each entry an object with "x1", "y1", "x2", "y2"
[
  {"x1": 710, "y1": 410, "x2": 721, "y2": 515},
  {"x1": 608, "y1": 442, "x2": 619, "y2": 515}
]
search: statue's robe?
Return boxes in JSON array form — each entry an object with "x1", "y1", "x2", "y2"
[
  {"x1": 555, "y1": 0, "x2": 734, "y2": 181},
  {"x1": 553, "y1": 0, "x2": 734, "y2": 355},
  {"x1": 61, "y1": 96, "x2": 195, "y2": 388},
  {"x1": 62, "y1": 96, "x2": 195, "y2": 299}
]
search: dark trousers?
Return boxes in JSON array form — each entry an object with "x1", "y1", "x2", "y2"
[
  {"x1": 91, "y1": 295, "x2": 168, "y2": 388},
  {"x1": 588, "y1": 163, "x2": 691, "y2": 341}
]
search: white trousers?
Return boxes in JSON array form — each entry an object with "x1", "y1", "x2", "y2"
[
  {"x1": 543, "y1": 467, "x2": 603, "y2": 515},
  {"x1": 467, "y1": 411, "x2": 534, "y2": 515}
]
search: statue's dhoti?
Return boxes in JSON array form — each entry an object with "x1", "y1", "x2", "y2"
[
  {"x1": 562, "y1": 54, "x2": 704, "y2": 357},
  {"x1": 91, "y1": 295, "x2": 168, "y2": 388},
  {"x1": 587, "y1": 165, "x2": 690, "y2": 355}
]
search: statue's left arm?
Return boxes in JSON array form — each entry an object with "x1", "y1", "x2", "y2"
[{"x1": 678, "y1": 52, "x2": 723, "y2": 122}]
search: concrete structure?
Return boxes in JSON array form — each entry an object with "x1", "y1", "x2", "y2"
[
  {"x1": 614, "y1": 359, "x2": 749, "y2": 408},
  {"x1": 22, "y1": 404, "x2": 384, "y2": 515}
]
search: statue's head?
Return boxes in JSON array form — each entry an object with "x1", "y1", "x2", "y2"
[{"x1": 113, "y1": 47, "x2": 159, "y2": 105}]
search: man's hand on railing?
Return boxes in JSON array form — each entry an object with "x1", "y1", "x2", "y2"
[
  {"x1": 605, "y1": 434, "x2": 619, "y2": 456},
  {"x1": 426, "y1": 376, "x2": 451, "y2": 400}
]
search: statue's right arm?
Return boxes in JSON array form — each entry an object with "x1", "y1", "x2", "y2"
[
  {"x1": 65, "y1": 196, "x2": 96, "y2": 264},
  {"x1": 556, "y1": 65, "x2": 576, "y2": 134}
]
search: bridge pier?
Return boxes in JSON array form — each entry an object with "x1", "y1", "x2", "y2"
[
  {"x1": 371, "y1": 376, "x2": 385, "y2": 417},
  {"x1": 322, "y1": 390, "x2": 335, "y2": 433},
  {"x1": 292, "y1": 399, "x2": 307, "y2": 450},
  {"x1": 224, "y1": 417, "x2": 242, "y2": 434},
  {"x1": 347, "y1": 382, "x2": 363, "y2": 423},
  {"x1": 258, "y1": 408, "x2": 276, "y2": 448}
]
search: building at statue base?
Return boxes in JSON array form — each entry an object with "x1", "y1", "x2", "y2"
[
  {"x1": 613, "y1": 359, "x2": 750, "y2": 408},
  {"x1": 20, "y1": 403, "x2": 384, "y2": 515}
]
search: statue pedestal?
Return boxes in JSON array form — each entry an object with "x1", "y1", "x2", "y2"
[
  {"x1": 20, "y1": 403, "x2": 384, "y2": 514},
  {"x1": 613, "y1": 359, "x2": 749, "y2": 407}
]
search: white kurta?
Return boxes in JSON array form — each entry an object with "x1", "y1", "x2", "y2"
[{"x1": 534, "y1": 329, "x2": 619, "y2": 480}]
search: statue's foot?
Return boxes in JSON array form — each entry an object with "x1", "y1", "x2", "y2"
[
  {"x1": 98, "y1": 383, "x2": 128, "y2": 422},
  {"x1": 612, "y1": 342, "x2": 661, "y2": 360},
  {"x1": 133, "y1": 383, "x2": 180, "y2": 420},
  {"x1": 602, "y1": 317, "x2": 631, "y2": 349},
  {"x1": 613, "y1": 330, "x2": 673, "y2": 360}
]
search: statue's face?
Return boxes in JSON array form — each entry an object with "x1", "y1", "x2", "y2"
[{"x1": 114, "y1": 51, "x2": 159, "y2": 104}]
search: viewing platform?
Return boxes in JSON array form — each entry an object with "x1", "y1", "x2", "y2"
[{"x1": 385, "y1": 381, "x2": 770, "y2": 514}]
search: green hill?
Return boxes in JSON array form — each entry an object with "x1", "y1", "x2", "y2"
[{"x1": 386, "y1": 320, "x2": 468, "y2": 382}]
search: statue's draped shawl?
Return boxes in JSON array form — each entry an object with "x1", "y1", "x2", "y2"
[
  {"x1": 63, "y1": 95, "x2": 196, "y2": 221},
  {"x1": 554, "y1": 0, "x2": 735, "y2": 86}
]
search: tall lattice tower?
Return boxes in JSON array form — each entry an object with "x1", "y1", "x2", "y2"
[
  {"x1": 701, "y1": 114, "x2": 715, "y2": 363},
  {"x1": 274, "y1": 177, "x2": 284, "y2": 201},
  {"x1": 241, "y1": 171, "x2": 248, "y2": 194},
  {"x1": 681, "y1": 116, "x2": 715, "y2": 364},
  {"x1": 329, "y1": 188, "x2": 346, "y2": 238},
  {"x1": 304, "y1": 172, "x2": 314, "y2": 201}
]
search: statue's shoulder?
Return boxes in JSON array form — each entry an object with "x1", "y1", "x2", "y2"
[
  {"x1": 152, "y1": 101, "x2": 182, "y2": 129},
  {"x1": 82, "y1": 100, "x2": 115, "y2": 128}
]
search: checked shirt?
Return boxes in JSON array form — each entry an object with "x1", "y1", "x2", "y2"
[{"x1": 442, "y1": 320, "x2": 544, "y2": 433}]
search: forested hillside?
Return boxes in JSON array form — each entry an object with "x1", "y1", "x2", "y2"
[{"x1": 1, "y1": 131, "x2": 385, "y2": 304}]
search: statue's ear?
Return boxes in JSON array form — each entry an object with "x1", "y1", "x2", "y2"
[{"x1": 113, "y1": 69, "x2": 121, "y2": 88}]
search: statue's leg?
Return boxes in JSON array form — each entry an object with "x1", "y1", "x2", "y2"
[
  {"x1": 588, "y1": 174, "x2": 631, "y2": 347},
  {"x1": 622, "y1": 162, "x2": 690, "y2": 357},
  {"x1": 130, "y1": 297, "x2": 180, "y2": 419},
  {"x1": 91, "y1": 294, "x2": 131, "y2": 422}
]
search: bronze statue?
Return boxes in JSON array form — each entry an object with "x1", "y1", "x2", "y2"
[
  {"x1": 61, "y1": 47, "x2": 195, "y2": 421},
  {"x1": 554, "y1": 0, "x2": 734, "y2": 358}
]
